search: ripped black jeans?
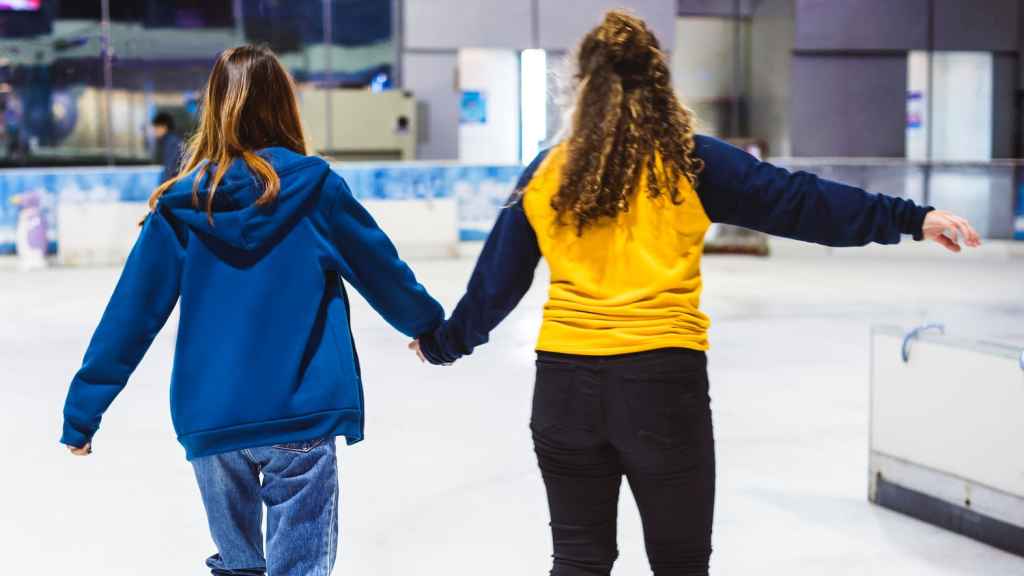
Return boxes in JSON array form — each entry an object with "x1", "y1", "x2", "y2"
[{"x1": 531, "y1": 348, "x2": 715, "y2": 576}]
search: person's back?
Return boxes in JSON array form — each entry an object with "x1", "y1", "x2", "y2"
[
  {"x1": 61, "y1": 45, "x2": 442, "y2": 575},
  {"x1": 156, "y1": 147, "x2": 424, "y2": 456},
  {"x1": 416, "y1": 11, "x2": 978, "y2": 576},
  {"x1": 522, "y1": 144, "x2": 711, "y2": 355}
]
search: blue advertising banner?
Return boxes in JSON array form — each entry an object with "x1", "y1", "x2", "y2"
[
  {"x1": 459, "y1": 91, "x2": 488, "y2": 125},
  {"x1": 0, "y1": 162, "x2": 524, "y2": 254},
  {"x1": 0, "y1": 167, "x2": 161, "y2": 255}
]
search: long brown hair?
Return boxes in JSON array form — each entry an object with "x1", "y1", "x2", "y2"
[
  {"x1": 553, "y1": 10, "x2": 703, "y2": 234},
  {"x1": 148, "y1": 44, "x2": 307, "y2": 221}
]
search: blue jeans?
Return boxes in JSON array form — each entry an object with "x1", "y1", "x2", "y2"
[{"x1": 191, "y1": 437, "x2": 339, "y2": 576}]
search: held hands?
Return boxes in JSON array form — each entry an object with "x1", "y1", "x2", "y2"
[
  {"x1": 409, "y1": 338, "x2": 454, "y2": 366},
  {"x1": 922, "y1": 210, "x2": 981, "y2": 252},
  {"x1": 67, "y1": 443, "x2": 92, "y2": 456},
  {"x1": 408, "y1": 340, "x2": 427, "y2": 363}
]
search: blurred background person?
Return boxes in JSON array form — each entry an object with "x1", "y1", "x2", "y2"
[{"x1": 151, "y1": 112, "x2": 183, "y2": 184}]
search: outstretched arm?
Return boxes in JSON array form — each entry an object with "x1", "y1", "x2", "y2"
[
  {"x1": 62, "y1": 208, "x2": 184, "y2": 451},
  {"x1": 692, "y1": 135, "x2": 979, "y2": 249},
  {"x1": 323, "y1": 174, "x2": 444, "y2": 338},
  {"x1": 416, "y1": 150, "x2": 550, "y2": 365}
]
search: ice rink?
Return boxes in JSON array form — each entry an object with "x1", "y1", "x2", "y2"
[{"x1": 3, "y1": 250, "x2": 1023, "y2": 575}]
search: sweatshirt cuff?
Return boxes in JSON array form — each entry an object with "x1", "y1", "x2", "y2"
[
  {"x1": 418, "y1": 324, "x2": 462, "y2": 366},
  {"x1": 60, "y1": 419, "x2": 94, "y2": 448},
  {"x1": 910, "y1": 206, "x2": 935, "y2": 241},
  {"x1": 406, "y1": 302, "x2": 445, "y2": 340}
]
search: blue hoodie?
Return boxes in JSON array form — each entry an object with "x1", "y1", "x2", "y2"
[{"x1": 60, "y1": 147, "x2": 443, "y2": 460}]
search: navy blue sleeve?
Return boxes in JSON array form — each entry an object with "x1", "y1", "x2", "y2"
[
  {"x1": 325, "y1": 174, "x2": 444, "y2": 339},
  {"x1": 61, "y1": 209, "x2": 184, "y2": 447},
  {"x1": 418, "y1": 150, "x2": 550, "y2": 365},
  {"x1": 692, "y1": 135, "x2": 933, "y2": 246}
]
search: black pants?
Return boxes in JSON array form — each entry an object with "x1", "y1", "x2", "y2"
[{"x1": 531, "y1": 348, "x2": 715, "y2": 576}]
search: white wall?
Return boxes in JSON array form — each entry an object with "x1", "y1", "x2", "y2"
[
  {"x1": 458, "y1": 49, "x2": 521, "y2": 164},
  {"x1": 672, "y1": 17, "x2": 750, "y2": 136},
  {"x1": 749, "y1": 0, "x2": 794, "y2": 156},
  {"x1": 908, "y1": 51, "x2": 995, "y2": 162},
  {"x1": 674, "y1": 18, "x2": 742, "y2": 101},
  {"x1": 403, "y1": 52, "x2": 460, "y2": 160},
  {"x1": 931, "y1": 52, "x2": 994, "y2": 162},
  {"x1": 58, "y1": 202, "x2": 149, "y2": 266},
  {"x1": 362, "y1": 199, "x2": 459, "y2": 258}
]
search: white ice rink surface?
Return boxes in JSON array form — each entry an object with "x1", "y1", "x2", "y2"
[{"x1": 3, "y1": 252, "x2": 1023, "y2": 575}]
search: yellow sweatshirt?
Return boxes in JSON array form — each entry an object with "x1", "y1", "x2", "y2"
[{"x1": 522, "y1": 144, "x2": 712, "y2": 355}]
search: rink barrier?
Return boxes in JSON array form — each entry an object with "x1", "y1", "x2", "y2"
[
  {"x1": 5, "y1": 161, "x2": 1022, "y2": 263},
  {"x1": 0, "y1": 162, "x2": 522, "y2": 263},
  {"x1": 869, "y1": 324, "x2": 1024, "y2": 557}
]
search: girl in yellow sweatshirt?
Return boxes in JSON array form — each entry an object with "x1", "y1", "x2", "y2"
[{"x1": 417, "y1": 11, "x2": 978, "y2": 576}]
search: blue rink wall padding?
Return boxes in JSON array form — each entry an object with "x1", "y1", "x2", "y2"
[
  {"x1": 0, "y1": 167, "x2": 161, "y2": 255},
  {"x1": 0, "y1": 162, "x2": 523, "y2": 254},
  {"x1": 335, "y1": 163, "x2": 523, "y2": 242}
]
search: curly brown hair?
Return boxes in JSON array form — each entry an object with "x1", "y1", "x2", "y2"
[{"x1": 553, "y1": 10, "x2": 703, "y2": 235}]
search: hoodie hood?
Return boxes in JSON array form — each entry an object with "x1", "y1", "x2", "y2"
[{"x1": 159, "y1": 147, "x2": 331, "y2": 251}]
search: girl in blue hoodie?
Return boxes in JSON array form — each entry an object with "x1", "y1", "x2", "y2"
[{"x1": 60, "y1": 45, "x2": 443, "y2": 575}]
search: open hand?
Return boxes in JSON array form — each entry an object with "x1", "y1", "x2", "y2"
[
  {"x1": 922, "y1": 210, "x2": 981, "y2": 252},
  {"x1": 408, "y1": 340, "x2": 426, "y2": 363},
  {"x1": 67, "y1": 443, "x2": 92, "y2": 456}
]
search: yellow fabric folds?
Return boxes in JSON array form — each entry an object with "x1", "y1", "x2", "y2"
[{"x1": 523, "y1": 144, "x2": 712, "y2": 355}]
